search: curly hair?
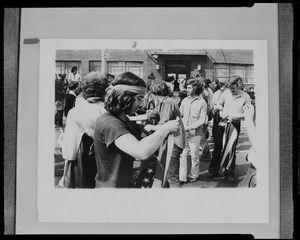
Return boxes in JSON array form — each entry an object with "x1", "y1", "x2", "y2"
[
  {"x1": 81, "y1": 71, "x2": 109, "y2": 100},
  {"x1": 105, "y1": 72, "x2": 146, "y2": 116},
  {"x1": 149, "y1": 80, "x2": 170, "y2": 96},
  {"x1": 202, "y1": 78, "x2": 212, "y2": 88},
  {"x1": 186, "y1": 78, "x2": 204, "y2": 95},
  {"x1": 211, "y1": 79, "x2": 220, "y2": 91},
  {"x1": 71, "y1": 66, "x2": 78, "y2": 73},
  {"x1": 226, "y1": 75, "x2": 243, "y2": 88},
  {"x1": 68, "y1": 81, "x2": 79, "y2": 91}
]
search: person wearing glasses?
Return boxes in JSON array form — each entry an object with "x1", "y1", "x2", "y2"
[
  {"x1": 93, "y1": 72, "x2": 180, "y2": 188},
  {"x1": 207, "y1": 76, "x2": 251, "y2": 182}
]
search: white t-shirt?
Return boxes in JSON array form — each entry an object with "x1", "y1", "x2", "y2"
[
  {"x1": 61, "y1": 100, "x2": 106, "y2": 160},
  {"x1": 68, "y1": 72, "x2": 81, "y2": 82}
]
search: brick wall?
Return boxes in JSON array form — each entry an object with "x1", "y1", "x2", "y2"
[{"x1": 56, "y1": 49, "x2": 159, "y2": 83}]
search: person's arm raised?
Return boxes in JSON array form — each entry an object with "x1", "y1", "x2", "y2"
[{"x1": 115, "y1": 118, "x2": 179, "y2": 160}]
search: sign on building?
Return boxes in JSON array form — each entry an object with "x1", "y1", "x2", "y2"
[{"x1": 104, "y1": 49, "x2": 109, "y2": 59}]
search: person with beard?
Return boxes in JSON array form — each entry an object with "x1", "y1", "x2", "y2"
[{"x1": 207, "y1": 76, "x2": 251, "y2": 182}]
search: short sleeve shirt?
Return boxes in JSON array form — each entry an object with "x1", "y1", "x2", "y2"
[{"x1": 93, "y1": 112, "x2": 136, "y2": 188}]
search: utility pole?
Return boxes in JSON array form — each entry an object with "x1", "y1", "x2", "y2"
[{"x1": 101, "y1": 49, "x2": 109, "y2": 74}]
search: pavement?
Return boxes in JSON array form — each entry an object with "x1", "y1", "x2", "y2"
[
  {"x1": 181, "y1": 121, "x2": 251, "y2": 188},
  {"x1": 54, "y1": 117, "x2": 251, "y2": 188}
]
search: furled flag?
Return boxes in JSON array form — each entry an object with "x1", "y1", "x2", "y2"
[
  {"x1": 134, "y1": 116, "x2": 187, "y2": 188},
  {"x1": 220, "y1": 121, "x2": 238, "y2": 172},
  {"x1": 134, "y1": 155, "x2": 157, "y2": 188}
]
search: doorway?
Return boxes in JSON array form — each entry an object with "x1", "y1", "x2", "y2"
[{"x1": 165, "y1": 60, "x2": 191, "y2": 91}]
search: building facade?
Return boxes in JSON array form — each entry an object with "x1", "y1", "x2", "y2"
[{"x1": 56, "y1": 48, "x2": 254, "y2": 89}]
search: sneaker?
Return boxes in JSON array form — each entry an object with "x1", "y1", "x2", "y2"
[
  {"x1": 223, "y1": 170, "x2": 234, "y2": 182},
  {"x1": 187, "y1": 177, "x2": 197, "y2": 183}
]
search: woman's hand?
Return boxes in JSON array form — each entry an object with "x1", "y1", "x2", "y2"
[{"x1": 144, "y1": 124, "x2": 155, "y2": 132}]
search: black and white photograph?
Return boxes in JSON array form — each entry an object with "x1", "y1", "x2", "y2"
[
  {"x1": 54, "y1": 46, "x2": 257, "y2": 189},
  {"x1": 9, "y1": 5, "x2": 292, "y2": 237},
  {"x1": 37, "y1": 39, "x2": 269, "y2": 224}
]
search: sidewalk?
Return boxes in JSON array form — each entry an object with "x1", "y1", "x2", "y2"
[{"x1": 181, "y1": 121, "x2": 251, "y2": 188}]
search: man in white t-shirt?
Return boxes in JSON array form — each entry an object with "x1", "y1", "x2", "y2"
[{"x1": 67, "y1": 66, "x2": 81, "y2": 84}]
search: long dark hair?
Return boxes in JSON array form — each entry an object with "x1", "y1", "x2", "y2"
[
  {"x1": 81, "y1": 71, "x2": 109, "y2": 100},
  {"x1": 71, "y1": 66, "x2": 78, "y2": 73},
  {"x1": 213, "y1": 79, "x2": 221, "y2": 91},
  {"x1": 149, "y1": 80, "x2": 170, "y2": 97},
  {"x1": 105, "y1": 72, "x2": 146, "y2": 116}
]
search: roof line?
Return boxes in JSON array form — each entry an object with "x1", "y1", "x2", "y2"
[
  {"x1": 143, "y1": 50, "x2": 158, "y2": 64},
  {"x1": 204, "y1": 49, "x2": 216, "y2": 63}
]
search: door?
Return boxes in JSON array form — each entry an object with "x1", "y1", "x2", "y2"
[{"x1": 165, "y1": 60, "x2": 191, "y2": 91}]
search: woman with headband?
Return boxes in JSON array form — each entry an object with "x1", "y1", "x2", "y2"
[{"x1": 93, "y1": 72, "x2": 180, "y2": 188}]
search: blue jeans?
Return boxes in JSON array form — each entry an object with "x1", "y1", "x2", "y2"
[
  {"x1": 180, "y1": 135, "x2": 201, "y2": 181},
  {"x1": 167, "y1": 144, "x2": 183, "y2": 188}
]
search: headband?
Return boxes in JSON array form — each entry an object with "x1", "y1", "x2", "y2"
[{"x1": 110, "y1": 84, "x2": 146, "y2": 95}]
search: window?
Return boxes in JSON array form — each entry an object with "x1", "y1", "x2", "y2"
[
  {"x1": 108, "y1": 61, "x2": 143, "y2": 78},
  {"x1": 230, "y1": 67, "x2": 246, "y2": 80},
  {"x1": 55, "y1": 61, "x2": 81, "y2": 76},
  {"x1": 214, "y1": 67, "x2": 229, "y2": 82},
  {"x1": 89, "y1": 61, "x2": 101, "y2": 73},
  {"x1": 178, "y1": 74, "x2": 187, "y2": 79},
  {"x1": 127, "y1": 62, "x2": 143, "y2": 77},
  {"x1": 249, "y1": 66, "x2": 255, "y2": 84},
  {"x1": 108, "y1": 62, "x2": 125, "y2": 76},
  {"x1": 56, "y1": 61, "x2": 65, "y2": 75}
]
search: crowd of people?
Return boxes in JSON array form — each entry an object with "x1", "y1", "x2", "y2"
[{"x1": 55, "y1": 67, "x2": 257, "y2": 189}]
